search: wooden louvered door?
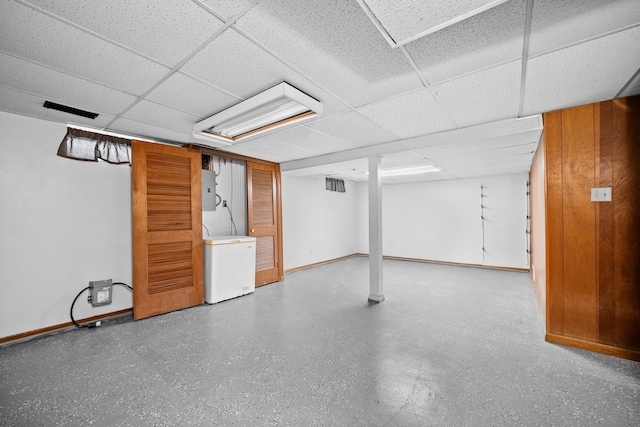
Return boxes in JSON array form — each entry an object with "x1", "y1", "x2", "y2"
[
  {"x1": 131, "y1": 140, "x2": 203, "y2": 320},
  {"x1": 247, "y1": 162, "x2": 283, "y2": 287}
]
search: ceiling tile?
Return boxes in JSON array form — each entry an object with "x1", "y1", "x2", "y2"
[
  {"x1": 433, "y1": 60, "x2": 521, "y2": 127},
  {"x1": 428, "y1": 142, "x2": 537, "y2": 165},
  {"x1": 0, "y1": 86, "x2": 115, "y2": 129},
  {"x1": 304, "y1": 111, "x2": 400, "y2": 148},
  {"x1": 122, "y1": 100, "x2": 200, "y2": 134},
  {"x1": 412, "y1": 130, "x2": 541, "y2": 159},
  {"x1": 146, "y1": 72, "x2": 240, "y2": 118},
  {"x1": 281, "y1": 166, "x2": 329, "y2": 178},
  {"x1": 404, "y1": 0, "x2": 525, "y2": 84},
  {"x1": 201, "y1": 0, "x2": 258, "y2": 20},
  {"x1": 384, "y1": 171, "x2": 455, "y2": 184},
  {"x1": 315, "y1": 158, "x2": 369, "y2": 181},
  {"x1": 229, "y1": 137, "x2": 316, "y2": 162},
  {"x1": 181, "y1": 28, "x2": 349, "y2": 117},
  {"x1": 22, "y1": 0, "x2": 222, "y2": 67},
  {"x1": 321, "y1": 158, "x2": 369, "y2": 175},
  {"x1": 108, "y1": 117, "x2": 192, "y2": 145},
  {"x1": 381, "y1": 151, "x2": 431, "y2": 169},
  {"x1": 236, "y1": 0, "x2": 423, "y2": 107},
  {"x1": 261, "y1": 125, "x2": 356, "y2": 157},
  {"x1": 357, "y1": 88, "x2": 457, "y2": 139},
  {"x1": 360, "y1": 0, "x2": 510, "y2": 46},
  {"x1": 220, "y1": 144, "x2": 291, "y2": 163},
  {"x1": 0, "y1": 53, "x2": 137, "y2": 115},
  {"x1": 0, "y1": 2, "x2": 169, "y2": 95},
  {"x1": 529, "y1": 0, "x2": 640, "y2": 56},
  {"x1": 434, "y1": 152, "x2": 534, "y2": 170},
  {"x1": 522, "y1": 26, "x2": 640, "y2": 116},
  {"x1": 450, "y1": 162, "x2": 532, "y2": 178}
]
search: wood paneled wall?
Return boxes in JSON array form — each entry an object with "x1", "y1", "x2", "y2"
[{"x1": 531, "y1": 95, "x2": 640, "y2": 361}]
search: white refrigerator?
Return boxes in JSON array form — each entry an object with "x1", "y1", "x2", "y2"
[{"x1": 203, "y1": 235, "x2": 256, "y2": 304}]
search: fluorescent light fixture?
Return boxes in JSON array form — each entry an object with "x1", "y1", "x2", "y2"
[
  {"x1": 380, "y1": 165, "x2": 440, "y2": 177},
  {"x1": 193, "y1": 82, "x2": 322, "y2": 145}
]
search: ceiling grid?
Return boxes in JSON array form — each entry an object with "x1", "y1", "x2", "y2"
[{"x1": 0, "y1": 0, "x2": 638, "y2": 180}]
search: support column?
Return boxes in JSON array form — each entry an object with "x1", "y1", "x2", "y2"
[{"x1": 368, "y1": 156, "x2": 384, "y2": 303}]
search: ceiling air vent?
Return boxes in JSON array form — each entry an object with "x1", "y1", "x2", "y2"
[
  {"x1": 43, "y1": 101, "x2": 99, "y2": 119},
  {"x1": 193, "y1": 82, "x2": 322, "y2": 146}
]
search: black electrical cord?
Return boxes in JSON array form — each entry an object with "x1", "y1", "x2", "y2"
[
  {"x1": 70, "y1": 286, "x2": 90, "y2": 328},
  {"x1": 70, "y1": 282, "x2": 133, "y2": 328},
  {"x1": 113, "y1": 282, "x2": 133, "y2": 291}
]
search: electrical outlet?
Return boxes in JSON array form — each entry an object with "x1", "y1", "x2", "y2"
[
  {"x1": 222, "y1": 200, "x2": 227, "y2": 207},
  {"x1": 89, "y1": 279, "x2": 113, "y2": 307}
]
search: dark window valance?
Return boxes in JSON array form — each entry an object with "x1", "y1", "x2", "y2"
[
  {"x1": 57, "y1": 127, "x2": 131, "y2": 165},
  {"x1": 326, "y1": 177, "x2": 346, "y2": 193}
]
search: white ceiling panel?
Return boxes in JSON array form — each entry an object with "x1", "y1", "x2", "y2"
[
  {"x1": 429, "y1": 142, "x2": 537, "y2": 165},
  {"x1": 404, "y1": 0, "x2": 526, "y2": 84},
  {"x1": 381, "y1": 151, "x2": 431, "y2": 169},
  {"x1": 384, "y1": 171, "x2": 455, "y2": 184},
  {"x1": 147, "y1": 72, "x2": 240, "y2": 119},
  {"x1": 181, "y1": 28, "x2": 349, "y2": 118},
  {"x1": 220, "y1": 144, "x2": 289, "y2": 163},
  {"x1": 412, "y1": 130, "x2": 541, "y2": 159},
  {"x1": 304, "y1": 111, "x2": 400, "y2": 148},
  {"x1": 523, "y1": 26, "x2": 640, "y2": 116},
  {"x1": 324, "y1": 158, "x2": 369, "y2": 172},
  {"x1": 230, "y1": 137, "x2": 317, "y2": 161},
  {"x1": 281, "y1": 166, "x2": 330, "y2": 178},
  {"x1": 236, "y1": 0, "x2": 423, "y2": 107},
  {"x1": 0, "y1": 2, "x2": 169, "y2": 95},
  {"x1": 121, "y1": 100, "x2": 200, "y2": 135},
  {"x1": 434, "y1": 153, "x2": 534, "y2": 170},
  {"x1": 529, "y1": 0, "x2": 640, "y2": 56},
  {"x1": 108, "y1": 117, "x2": 192, "y2": 145},
  {"x1": 264, "y1": 125, "x2": 356, "y2": 156},
  {"x1": 0, "y1": 53, "x2": 137, "y2": 115},
  {"x1": 0, "y1": 86, "x2": 115, "y2": 129},
  {"x1": 201, "y1": 0, "x2": 258, "y2": 20},
  {"x1": 360, "y1": 0, "x2": 510, "y2": 46},
  {"x1": 451, "y1": 163, "x2": 532, "y2": 177},
  {"x1": 22, "y1": 0, "x2": 222, "y2": 67},
  {"x1": 453, "y1": 168, "x2": 530, "y2": 179},
  {"x1": 315, "y1": 158, "x2": 369, "y2": 181},
  {"x1": 433, "y1": 60, "x2": 521, "y2": 127},
  {"x1": 357, "y1": 88, "x2": 457, "y2": 139}
]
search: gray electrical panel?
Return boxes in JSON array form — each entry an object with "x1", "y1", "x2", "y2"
[
  {"x1": 89, "y1": 279, "x2": 113, "y2": 307},
  {"x1": 202, "y1": 169, "x2": 217, "y2": 211}
]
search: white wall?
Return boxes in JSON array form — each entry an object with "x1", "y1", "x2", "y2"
[
  {"x1": 0, "y1": 112, "x2": 132, "y2": 339},
  {"x1": 0, "y1": 111, "x2": 530, "y2": 338},
  {"x1": 354, "y1": 174, "x2": 529, "y2": 269},
  {"x1": 281, "y1": 176, "x2": 359, "y2": 270},
  {"x1": 202, "y1": 156, "x2": 247, "y2": 237}
]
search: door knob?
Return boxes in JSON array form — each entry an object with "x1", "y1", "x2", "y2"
[{"x1": 251, "y1": 228, "x2": 255, "y2": 233}]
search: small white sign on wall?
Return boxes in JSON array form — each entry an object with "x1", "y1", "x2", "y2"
[{"x1": 591, "y1": 187, "x2": 612, "y2": 202}]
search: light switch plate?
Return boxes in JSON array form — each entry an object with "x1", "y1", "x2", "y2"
[{"x1": 591, "y1": 187, "x2": 612, "y2": 202}]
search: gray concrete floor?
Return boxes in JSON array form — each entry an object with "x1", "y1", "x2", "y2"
[{"x1": 1, "y1": 257, "x2": 639, "y2": 426}]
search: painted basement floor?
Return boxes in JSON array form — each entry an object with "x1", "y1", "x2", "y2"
[{"x1": 1, "y1": 257, "x2": 638, "y2": 426}]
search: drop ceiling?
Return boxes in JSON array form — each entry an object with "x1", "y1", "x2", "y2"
[{"x1": 1, "y1": 0, "x2": 638, "y2": 184}]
